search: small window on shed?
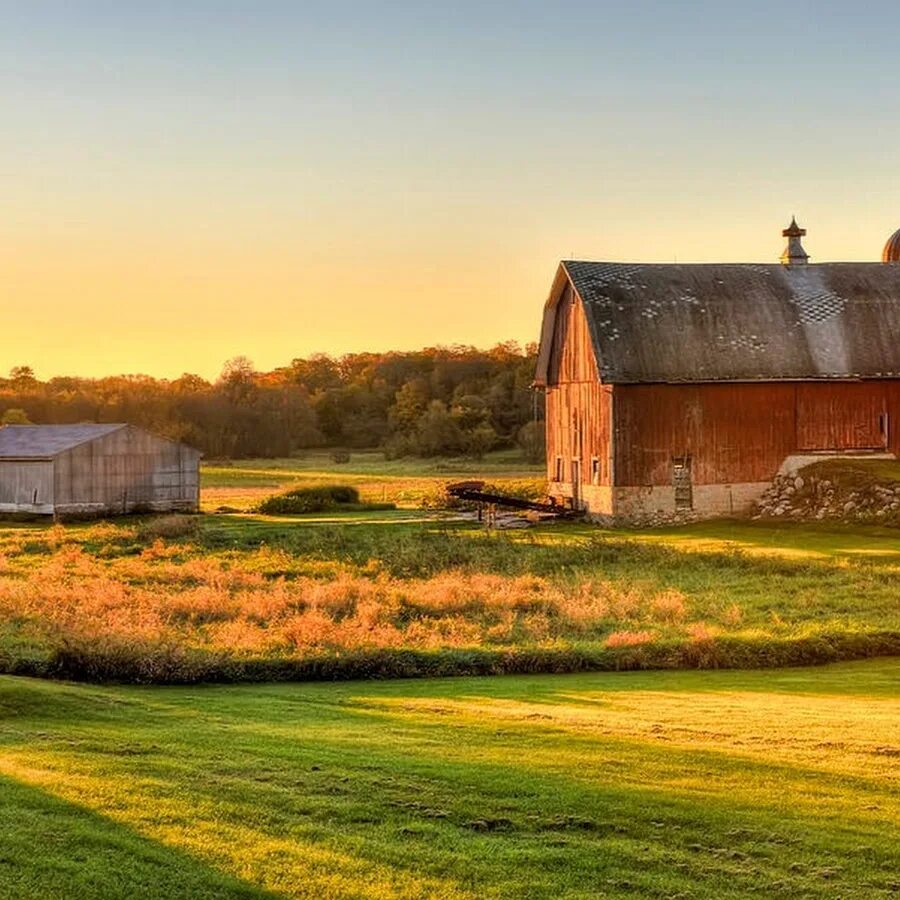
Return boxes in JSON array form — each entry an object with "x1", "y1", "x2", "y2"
[
  {"x1": 554, "y1": 456, "x2": 564, "y2": 482},
  {"x1": 591, "y1": 457, "x2": 601, "y2": 485}
]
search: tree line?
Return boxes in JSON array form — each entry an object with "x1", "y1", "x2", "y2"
[{"x1": 0, "y1": 343, "x2": 545, "y2": 460}]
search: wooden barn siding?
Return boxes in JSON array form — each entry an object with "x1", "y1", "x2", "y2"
[
  {"x1": 795, "y1": 383, "x2": 887, "y2": 450},
  {"x1": 546, "y1": 284, "x2": 599, "y2": 383},
  {"x1": 0, "y1": 460, "x2": 54, "y2": 510},
  {"x1": 54, "y1": 426, "x2": 200, "y2": 510},
  {"x1": 545, "y1": 287, "x2": 613, "y2": 485},
  {"x1": 888, "y1": 381, "x2": 900, "y2": 456},
  {"x1": 546, "y1": 383, "x2": 613, "y2": 484},
  {"x1": 615, "y1": 381, "x2": 900, "y2": 486}
]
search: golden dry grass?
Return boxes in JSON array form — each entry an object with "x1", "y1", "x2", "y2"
[
  {"x1": 1, "y1": 514, "x2": 899, "y2": 682},
  {"x1": 0, "y1": 536, "x2": 703, "y2": 654}
]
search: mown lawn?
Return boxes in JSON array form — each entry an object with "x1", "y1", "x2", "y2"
[{"x1": 0, "y1": 660, "x2": 897, "y2": 898}]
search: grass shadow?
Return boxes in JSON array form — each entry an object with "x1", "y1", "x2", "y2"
[{"x1": 0, "y1": 773, "x2": 270, "y2": 899}]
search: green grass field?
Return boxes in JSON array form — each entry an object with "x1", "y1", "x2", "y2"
[
  {"x1": 1, "y1": 660, "x2": 897, "y2": 898},
  {"x1": 201, "y1": 449, "x2": 544, "y2": 511},
  {"x1": 1, "y1": 454, "x2": 898, "y2": 896}
]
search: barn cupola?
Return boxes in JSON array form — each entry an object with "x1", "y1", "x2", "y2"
[
  {"x1": 883, "y1": 228, "x2": 900, "y2": 263},
  {"x1": 780, "y1": 217, "x2": 809, "y2": 266}
]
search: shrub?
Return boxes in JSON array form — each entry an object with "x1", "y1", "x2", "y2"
[
  {"x1": 1, "y1": 408, "x2": 31, "y2": 425},
  {"x1": 258, "y1": 484, "x2": 361, "y2": 515},
  {"x1": 649, "y1": 589, "x2": 688, "y2": 623},
  {"x1": 605, "y1": 630, "x2": 656, "y2": 648},
  {"x1": 136, "y1": 515, "x2": 200, "y2": 542}
]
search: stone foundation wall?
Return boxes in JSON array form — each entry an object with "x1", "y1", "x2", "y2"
[
  {"x1": 607, "y1": 482, "x2": 770, "y2": 525},
  {"x1": 548, "y1": 483, "x2": 614, "y2": 516},
  {"x1": 756, "y1": 471, "x2": 900, "y2": 523},
  {"x1": 579, "y1": 485, "x2": 614, "y2": 516},
  {"x1": 552, "y1": 479, "x2": 772, "y2": 525}
]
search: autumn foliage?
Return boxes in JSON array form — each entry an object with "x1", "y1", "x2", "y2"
[{"x1": 0, "y1": 343, "x2": 541, "y2": 460}]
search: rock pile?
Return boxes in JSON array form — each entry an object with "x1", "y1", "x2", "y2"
[{"x1": 755, "y1": 470, "x2": 900, "y2": 524}]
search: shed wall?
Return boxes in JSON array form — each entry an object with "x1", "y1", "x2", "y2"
[
  {"x1": 53, "y1": 426, "x2": 200, "y2": 514},
  {"x1": 0, "y1": 461, "x2": 54, "y2": 514}
]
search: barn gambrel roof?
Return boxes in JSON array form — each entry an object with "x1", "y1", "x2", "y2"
[
  {"x1": 535, "y1": 261, "x2": 900, "y2": 385},
  {"x1": 0, "y1": 424, "x2": 126, "y2": 459}
]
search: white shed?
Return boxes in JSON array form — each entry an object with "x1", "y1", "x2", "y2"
[{"x1": 0, "y1": 424, "x2": 200, "y2": 517}]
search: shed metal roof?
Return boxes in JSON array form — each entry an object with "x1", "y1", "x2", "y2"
[
  {"x1": 0, "y1": 424, "x2": 126, "y2": 459},
  {"x1": 536, "y1": 261, "x2": 900, "y2": 384}
]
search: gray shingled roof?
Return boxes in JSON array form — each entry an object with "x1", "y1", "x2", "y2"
[
  {"x1": 547, "y1": 261, "x2": 900, "y2": 384},
  {"x1": 0, "y1": 424, "x2": 126, "y2": 458}
]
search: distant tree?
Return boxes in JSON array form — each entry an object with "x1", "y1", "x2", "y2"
[
  {"x1": 516, "y1": 421, "x2": 545, "y2": 464},
  {"x1": 414, "y1": 400, "x2": 464, "y2": 456},
  {"x1": 289, "y1": 354, "x2": 342, "y2": 392},
  {"x1": 218, "y1": 357, "x2": 256, "y2": 399},
  {"x1": 463, "y1": 423, "x2": 498, "y2": 459},
  {"x1": 1, "y1": 408, "x2": 31, "y2": 425},
  {"x1": 450, "y1": 394, "x2": 490, "y2": 431},
  {"x1": 9, "y1": 366, "x2": 36, "y2": 386},
  {"x1": 0, "y1": 343, "x2": 539, "y2": 460},
  {"x1": 388, "y1": 379, "x2": 429, "y2": 433}
]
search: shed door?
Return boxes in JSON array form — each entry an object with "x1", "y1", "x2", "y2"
[{"x1": 796, "y1": 384, "x2": 887, "y2": 451}]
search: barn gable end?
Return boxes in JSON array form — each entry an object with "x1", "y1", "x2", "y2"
[{"x1": 540, "y1": 279, "x2": 614, "y2": 515}]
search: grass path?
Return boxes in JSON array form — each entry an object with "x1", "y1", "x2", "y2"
[{"x1": 1, "y1": 661, "x2": 897, "y2": 898}]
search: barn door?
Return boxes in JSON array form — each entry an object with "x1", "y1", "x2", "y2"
[{"x1": 672, "y1": 457, "x2": 693, "y2": 511}]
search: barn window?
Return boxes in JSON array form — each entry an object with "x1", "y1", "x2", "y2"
[
  {"x1": 591, "y1": 457, "x2": 601, "y2": 485},
  {"x1": 672, "y1": 457, "x2": 693, "y2": 511},
  {"x1": 554, "y1": 456, "x2": 564, "y2": 482}
]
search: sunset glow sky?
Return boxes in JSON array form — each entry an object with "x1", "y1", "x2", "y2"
[{"x1": 4, "y1": 1, "x2": 900, "y2": 379}]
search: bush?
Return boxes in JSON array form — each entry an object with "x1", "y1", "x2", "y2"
[
  {"x1": 136, "y1": 515, "x2": 200, "y2": 542},
  {"x1": 1, "y1": 408, "x2": 31, "y2": 425},
  {"x1": 258, "y1": 484, "x2": 361, "y2": 515},
  {"x1": 382, "y1": 434, "x2": 414, "y2": 460}
]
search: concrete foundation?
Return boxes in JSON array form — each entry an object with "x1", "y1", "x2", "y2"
[
  {"x1": 611, "y1": 482, "x2": 770, "y2": 521},
  {"x1": 550, "y1": 480, "x2": 773, "y2": 524},
  {"x1": 548, "y1": 483, "x2": 614, "y2": 516}
]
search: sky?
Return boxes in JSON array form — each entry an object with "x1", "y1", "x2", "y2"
[{"x1": 3, "y1": 1, "x2": 900, "y2": 379}]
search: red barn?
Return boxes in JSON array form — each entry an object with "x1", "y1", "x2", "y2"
[{"x1": 534, "y1": 222, "x2": 900, "y2": 521}]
